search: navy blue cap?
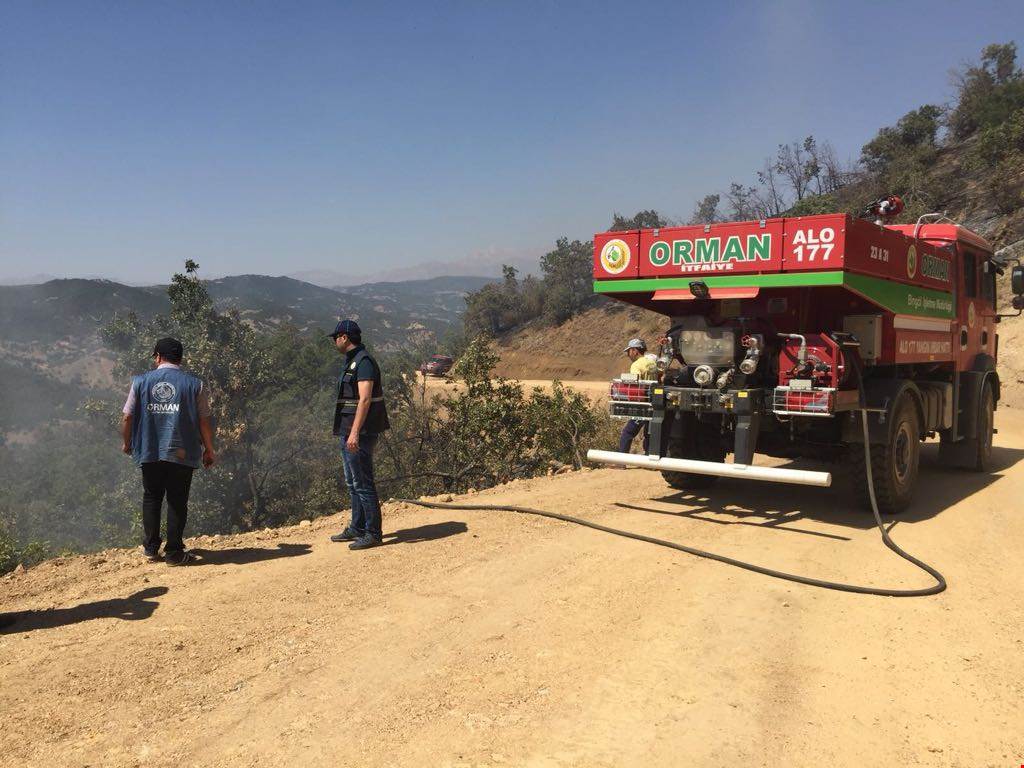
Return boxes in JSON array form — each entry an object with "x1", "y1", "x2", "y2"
[{"x1": 330, "y1": 319, "x2": 361, "y2": 339}]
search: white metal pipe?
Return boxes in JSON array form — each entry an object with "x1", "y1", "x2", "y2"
[
  {"x1": 778, "y1": 332, "x2": 807, "y2": 364},
  {"x1": 586, "y1": 450, "x2": 832, "y2": 487}
]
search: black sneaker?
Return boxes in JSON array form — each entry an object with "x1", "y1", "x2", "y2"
[
  {"x1": 140, "y1": 546, "x2": 162, "y2": 562},
  {"x1": 330, "y1": 527, "x2": 361, "y2": 543},
  {"x1": 165, "y1": 550, "x2": 197, "y2": 566},
  {"x1": 348, "y1": 535, "x2": 382, "y2": 550}
]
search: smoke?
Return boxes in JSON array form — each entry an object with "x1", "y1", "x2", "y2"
[{"x1": 0, "y1": 334, "x2": 132, "y2": 559}]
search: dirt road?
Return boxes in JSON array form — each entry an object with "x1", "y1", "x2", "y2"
[{"x1": 2, "y1": 410, "x2": 1023, "y2": 767}]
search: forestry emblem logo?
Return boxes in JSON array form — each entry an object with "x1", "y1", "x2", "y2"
[
  {"x1": 600, "y1": 239, "x2": 631, "y2": 275},
  {"x1": 152, "y1": 381, "x2": 177, "y2": 403}
]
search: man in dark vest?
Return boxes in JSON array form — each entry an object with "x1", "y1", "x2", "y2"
[
  {"x1": 328, "y1": 319, "x2": 390, "y2": 550},
  {"x1": 121, "y1": 337, "x2": 216, "y2": 565}
]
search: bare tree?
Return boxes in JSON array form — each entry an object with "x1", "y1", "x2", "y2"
[
  {"x1": 706, "y1": 135, "x2": 860, "y2": 225},
  {"x1": 726, "y1": 182, "x2": 761, "y2": 220},
  {"x1": 756, "y1": 159, "x2": 786, "y2": 217},
  {"x1": 803, "y1": 136, "x2": 824, "y2": 195},
  {"x1": 775, "y1": 139, "x2": 815, "y2": 201},
  {"x1": 815, "y1": 140, "x2": 846, "y2": 193},
  {"x1": 799, "y1": 137, "x2": 852, "y2": 195}
]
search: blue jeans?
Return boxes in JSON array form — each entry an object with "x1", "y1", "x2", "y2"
[
  {"x1": 341, "y1": 433, "x2": 382, "y2": 539},
  {"x1": 619, "y1": 419, "x2": 649, "y2": 454}
]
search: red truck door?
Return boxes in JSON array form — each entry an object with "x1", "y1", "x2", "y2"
[{"x1": 954, "y1": 244, "x2": 997, "y2": 370}]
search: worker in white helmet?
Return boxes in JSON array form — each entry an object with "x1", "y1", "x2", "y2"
[{"x1": 619, "y1": 338, "x2": 657, "y2": 453}]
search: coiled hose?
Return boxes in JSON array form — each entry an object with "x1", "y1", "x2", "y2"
[
  {"x1": 399, "y1": 340, "x2": 947, "y2": 597},
  {"x1": 397, "y1": 376, "x2": 946, "y2": 596}
]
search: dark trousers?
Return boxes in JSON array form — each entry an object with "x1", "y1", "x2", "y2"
[
  {"x1": 342, "y1": 433, "x2": 382, "y2": 539},
  {"x1": 619, "y1": 419, "x2": 650, "y2": 454},
  {"x1": 141, "y1": 461, "x2": 194, "y2": 555}
]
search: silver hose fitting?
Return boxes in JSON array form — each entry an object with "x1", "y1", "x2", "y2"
[{"x1": 692, "y1": 364, "x2": 714, "y2": 387}]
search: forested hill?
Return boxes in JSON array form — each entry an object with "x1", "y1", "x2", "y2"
[
  {"x1": 0, "y1": 279, "x2": 168, "y2": 344},
  {"x1": 0, "y1": 273, "x2": 491, "y2": 348},
  {"x1": 338, "y1": 276, "x2": 494, "y2": 323},
  {"x1": 0, "y1": 272, "x2": 492, "y2": 438}
]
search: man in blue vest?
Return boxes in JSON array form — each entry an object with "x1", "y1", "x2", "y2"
[
  {"x1": 121, "y1": 338, "x2": 216, "y2": 565},
  {"x1": 328, "y1": 320, "x2": 390, "y2": 550}
]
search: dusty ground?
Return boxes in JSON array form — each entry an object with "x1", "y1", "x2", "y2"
[{"x1": 3, "y1": 405, "x2": 1023, "y2": 767}]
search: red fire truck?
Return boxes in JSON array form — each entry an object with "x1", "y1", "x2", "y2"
[{"x1": 588, "y1": 205, "x2": 1024, "y2": 513}]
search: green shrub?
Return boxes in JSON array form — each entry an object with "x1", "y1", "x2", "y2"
[
  {"x1": 786, "y1": 193, "x2": 838, "y2": 217},
  {"x1": 431, "y1": 337, "x2": 606, "y2": 489},
  {"x1": 971, "y1": 108, "x2": 1024, "y2": 169},
  {"x1": 0, "y1": 523, "x2": 50, "y2": 575}
]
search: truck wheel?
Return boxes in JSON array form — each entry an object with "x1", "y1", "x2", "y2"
[
  {"x1": 662, "y1": 419, "x2": 725, "y2": 491},
  {"x1": 850, "y1": 395, "x2": 921, "y2": 515},
  {"x1": 971, "y1": 383, "x2": 995, "y2": 472}
]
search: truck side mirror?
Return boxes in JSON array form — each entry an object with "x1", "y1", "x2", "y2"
[{"x1": 1013, "y1": 265, "x2": 1024, "y2": 295}]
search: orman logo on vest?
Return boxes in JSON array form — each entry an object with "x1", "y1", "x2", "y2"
[
  {"x1": 152, "y1": 381, "x2": 176, "y2": 402},
  {"x1": 149, "y1": 381, "x2": 180, "y2": 413}
]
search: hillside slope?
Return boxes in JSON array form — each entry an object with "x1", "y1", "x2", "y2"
[
  {"x1": 0, "y1": 279, "x2": 168, "y2": 345},
  {"x1": 3, "y1": 416, "x2": 1024, "y2": 767},
  {"x1": 493, "y1": 304, "x2": 667, "y2": 381},
  {"x1": 338, "y1": 275, "x2": 493, "y2": 324}
]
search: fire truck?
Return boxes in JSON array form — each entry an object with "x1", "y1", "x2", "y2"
[{"x1": 587, "y1": 202, "x2": 1024, "y2": 513}]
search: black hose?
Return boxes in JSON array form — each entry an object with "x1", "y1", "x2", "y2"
[
  {"x1": 853, "y1": 409, "x2": 946, "y2": 595},
  {"x1": 848, "y1": 345, "x2": 946, "y2": 596},
  {"x1": 398, "y1": 484, "x2": 944, "y2": 597},
  {"x1": 395, "y1": 344, "x2": 946, "y2": 598}
]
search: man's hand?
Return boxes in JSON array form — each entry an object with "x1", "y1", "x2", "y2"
[
  {"x1": 346, "y1": 432, "x2": 359, "y2": 453},
  {"x1": 198, "y1": 416, "x2": 216, "y2": 468},
  {"x1": 121, "y1": 414, "x2": 132, "y2": 455}
]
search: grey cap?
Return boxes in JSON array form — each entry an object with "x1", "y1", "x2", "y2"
[{"x1": 624, "y1": 338, "x2": 646, "y2": 353}]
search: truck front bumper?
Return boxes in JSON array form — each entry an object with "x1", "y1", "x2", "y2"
[{"x1": 586, "y1": 449, "x2": 832, "y2": 487}]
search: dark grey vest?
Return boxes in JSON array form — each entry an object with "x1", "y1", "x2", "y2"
[{"x1": 333, "y1": 348, "x2": 390, "y2": 436}]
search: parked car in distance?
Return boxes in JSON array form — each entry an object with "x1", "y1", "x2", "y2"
[{"x1": 420, "y1": 354, "x2": 454, "y2": 377}]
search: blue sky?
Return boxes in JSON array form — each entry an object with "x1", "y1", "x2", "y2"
[{"x1": 2, "y1": 1, "x2": 1023, "y2": 284}]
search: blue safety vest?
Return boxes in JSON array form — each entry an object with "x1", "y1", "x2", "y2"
[{"x1": 129, "y1": 367, "x2": 204, "y2": 467}]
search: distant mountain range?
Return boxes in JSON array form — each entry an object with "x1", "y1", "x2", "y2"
[
  {"x1": 0, "y1": 273, "x2": 492, "y2": 347},
  {"x1": 287, "y1": 251, "x2": 539, "y2": 287},
  {"x1": 0, "y1": 274, "x2": 493, "y2": 433},
  {"x1": 0, "y1": 273, "x2": 60, "y2": 286}
]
